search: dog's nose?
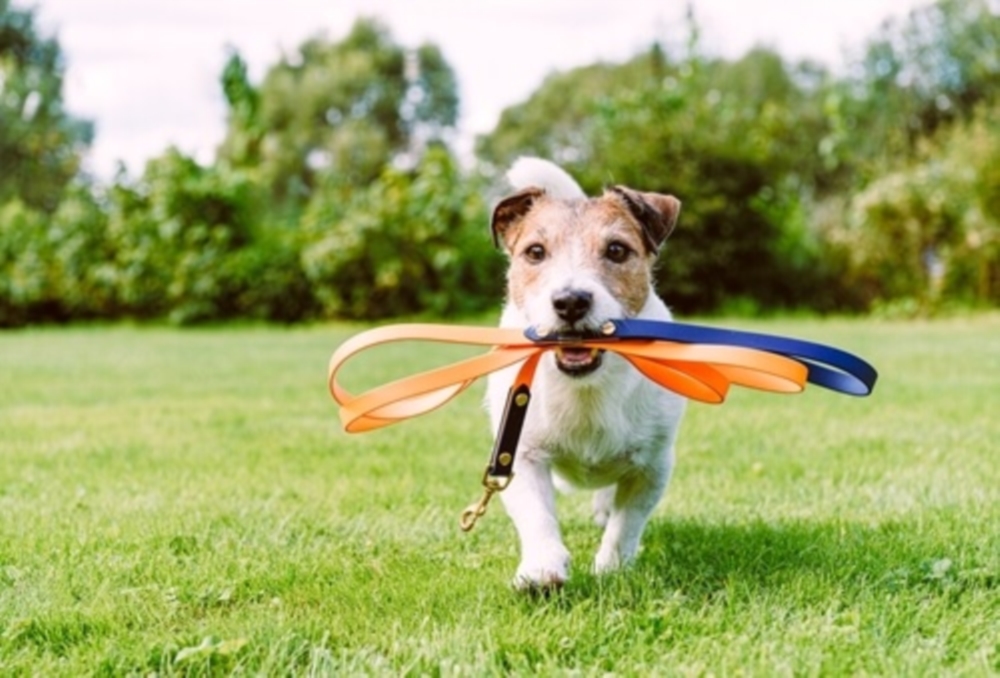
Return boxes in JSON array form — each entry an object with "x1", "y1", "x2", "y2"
[{"x1": 552, "y1": 289, "x2": 593, "y2": 324}]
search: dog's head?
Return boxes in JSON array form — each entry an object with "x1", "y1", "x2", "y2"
[{"x1": 492, "y1": 184, "x2": 680, "y2": 377}]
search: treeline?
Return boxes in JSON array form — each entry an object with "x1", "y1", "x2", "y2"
[{"x1": 1, "y1": 0, "x2": 999, "y2": 326}]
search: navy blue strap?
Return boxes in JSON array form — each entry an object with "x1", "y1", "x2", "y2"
[{"x1": 528, "y1": 319, "x2": 877, "y2": 397}]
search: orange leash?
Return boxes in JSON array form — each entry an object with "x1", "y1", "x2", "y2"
[{"x1": 328, "y1": 322, "x2": 807, "y2": 432}]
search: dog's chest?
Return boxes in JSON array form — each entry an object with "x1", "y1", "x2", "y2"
[{"x1": 525, "y1": 375, "x2": 672, "y2": 487}]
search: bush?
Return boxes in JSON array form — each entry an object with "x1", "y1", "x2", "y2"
[
  {"x1": 0, "y1": 200, "x2": 50, "y2": 326},
  {"x1": 102, "y1": 149, "x2": 269, "y2": 324},
  {"x1": 833, "y1": 103, "x2": 1000, "y2": 310},
  {"x1": 477, "y1": 46, "x2": 848, "y2": 315},
  {"x1": 301, "y1": 147, "x2": 504, "y2": 319},
  {"x1": 578, "y1": 67, "x2": 840, "y2": 314},
  {"x1": 47, "y1": 184, "x2": 118, "y2": 319},
  {"x1": 220, "y1": 235, "x2": 318, "y2": 323}
]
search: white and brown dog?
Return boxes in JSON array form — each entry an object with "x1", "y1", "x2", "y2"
[{"x1": 487, "y1": 158, "x2": 686, "y2": 590}]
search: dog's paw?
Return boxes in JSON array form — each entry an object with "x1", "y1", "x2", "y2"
[
  {"x1": 592, "y1": 487, "x2": 615, "y2": 528},
  {"x1": 593, "y1": 548, "x2": 620, "y2": 575},
  {"x1": 593, "y1": 544, "x2": 637, "y2": 575},
  {"x1": 512, "y1": 570, "x2": 567, "y2": 594},
  {"x1": 513, "y1": 545, "x2": 570, "y2": 592}
]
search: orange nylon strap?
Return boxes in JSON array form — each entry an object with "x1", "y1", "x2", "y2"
[{"x1": 327, "y1": 323, "x2": 808, "y2": 432}]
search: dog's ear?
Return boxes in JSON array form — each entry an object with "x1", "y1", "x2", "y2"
[
  {"x1": 610, "y1": 186, "x2": 681, "y2": 252},
  {"x1": 491, "y1": 186, "x2": 545, "y2": 250}
]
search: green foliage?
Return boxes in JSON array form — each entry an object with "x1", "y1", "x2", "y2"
[
  {"x1": 1, "y1": 14, "x2": 478, "y2": 326},
  {"x1": 220, "y1": 234, "x2": 318, "y2": 323},
  {"x1": 218, "y1": 18, "x2": 459, "y2": 216},
  {"x1": 45, "y1": 183, "x2": 117, "y2": 318},
  {"x1": 597, "y1": 55, "x2": 842, "y2": 313},
  {"x1": 301, "y1": 147, "x2": 503, "y2": 319},
  {"x1": 0, "y1": 0, "x2": 92, "y2": 212},
  {"x1": 0, "y1": 185, "x2": 113, "y2": 325},
  {"x1": 0, "y1": 147, "x2": 318, "y2": 326},
  {"x1": 142, "y1": 150, "x2": 252, "y2": 323},
  {"x1": 105, "y1": 148, "x2": 313, "y2": 324},
  {"x1": 409, "y1": 43, "x2": 460, "y2": 139},
  {"x1": 476, "y1": 49, "x2": 667, "y2": 168},
  {"x1": 477, "y1": 0, "x2": 1000, "y2": 315},
  {"x1": 3, "y1": 0, "x2": 1000, "y2": 324},
  {"x1": 217, "y1": 49, "x2": 261, "y2": 171},
  {"x1": 821, "y1": 0, "x2": 1000, "y2": 185},
  {"x1": 97, "y1": 151, "x2": 243, "y2": 322},
  {"x1": 478, "y1": 46, "x2": 845, "y2": 313},
  {"x1": 0, "y1": 199, "x2": 50, "y2": 325},
  {"x1": 835, "y1": 102, "x2": 1000, "y2": 309}
]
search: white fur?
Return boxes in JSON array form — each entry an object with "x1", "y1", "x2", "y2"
[
  {"x1": 506, "y1": 157, "x2": 587, "y2": 201},
  {"x1": 487, "y1": 159, "x2": 686, "y2": 589}
]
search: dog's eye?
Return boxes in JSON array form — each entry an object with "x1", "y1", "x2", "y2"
[
  {"x1": 523, "y1": 244, "x2": 546, "y2": 263},
  {"x1": 604, "y1": 241, "x2": 633, "y2": 263}
]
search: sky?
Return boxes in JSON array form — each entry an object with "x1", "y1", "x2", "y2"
[{"x1": 33, "y1": 0, "x2": 928, "y2": 179}]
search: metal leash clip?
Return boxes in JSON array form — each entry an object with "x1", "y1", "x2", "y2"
[{"x1": 459, "y1": 471, "x2": 513, "y2": 532}]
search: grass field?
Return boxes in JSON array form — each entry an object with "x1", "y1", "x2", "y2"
[{"x1": 1, "y1": 315, "x2": 998, "y2": 675}]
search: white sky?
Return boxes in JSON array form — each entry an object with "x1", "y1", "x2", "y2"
[{"x1": 33, "y1": 0, "x2": 928, "y2": 179}]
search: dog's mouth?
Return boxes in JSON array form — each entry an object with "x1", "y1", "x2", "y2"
[{"x1": 554, "y1": 346, "x2": 605, "y2": 377}]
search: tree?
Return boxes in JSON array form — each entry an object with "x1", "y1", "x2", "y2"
[
  {"x1": 821, "y1": 0, "x2": 1000, "y2": 185},
  {"x1": 217, "y1": 18, "x2": 459, "y2": 215},
  {"x1": 100, "y1": 149, "x2": 258, "y2": 323},
  {"x1": 0, "y1": 0, "x2": 92, "y2": 212},
  {"x1": 477, "y1": 43, "x2": 842, "y2": 313},
  {"x1": 300, "y1": 146, "x2": 502, "y2": 319},
  {"x1": 476, "y1": 46, "x2": 669, "y2": 170},
  {"x1": 833, "y1": 101, "x2": 1000, "y2": 309}
]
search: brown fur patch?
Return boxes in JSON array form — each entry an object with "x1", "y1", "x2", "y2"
[
  {"x1": 506, "y1": 198, "x2": 576, "y2": 308},
  {"x1": 492, "y1": 187, "x2": 545, "y2": 250},
  {"x1": 586, "y1": 198, "x2": 656, "y2": 316},
  {"x1": 608, "y1": 186, "x2": 681, "y2": 251}
]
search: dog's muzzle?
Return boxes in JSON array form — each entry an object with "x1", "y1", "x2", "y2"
[
  {"x1": 533, "y1": 324, "x2": 613, "y2": 377},
  {"x1": 548, "y1": 289, "x2": 607, "y2": 376}
]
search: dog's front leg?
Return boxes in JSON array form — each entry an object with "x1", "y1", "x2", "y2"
[
  {"x1": 499, "y1": 454, "x2": 570, "y2": 590},
  {"x1": 593, "y1": 468, "x2": 668, "y2": 573}
]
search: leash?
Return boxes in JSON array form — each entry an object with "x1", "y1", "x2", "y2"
[{"x1": 327, "y1": 319, "x2": 877, "y2": 530}]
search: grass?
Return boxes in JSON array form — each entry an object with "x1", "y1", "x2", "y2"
[{"x1": 0, "y1": 315, "x2": 998, "y2": 675}]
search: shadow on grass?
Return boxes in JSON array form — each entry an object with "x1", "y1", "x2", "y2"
[
  {"x1": 548, "y1": 515, "x2": 998, "y2": 606},
  {"x1": 644, "y1": 518, "x2": 902, "y2": 589}
]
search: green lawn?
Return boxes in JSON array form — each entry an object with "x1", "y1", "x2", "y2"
[{"x1": 1, "y1": 316, "x2": 998, "y2": 675}]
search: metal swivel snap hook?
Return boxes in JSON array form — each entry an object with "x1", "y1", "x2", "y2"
[{"x1": 459, "y1": 472, "x2": 512, "y2": 532}]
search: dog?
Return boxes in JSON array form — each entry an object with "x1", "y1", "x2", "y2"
[{"x1": 486, "y1": 157, "x2": 686, "y2": 590}]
